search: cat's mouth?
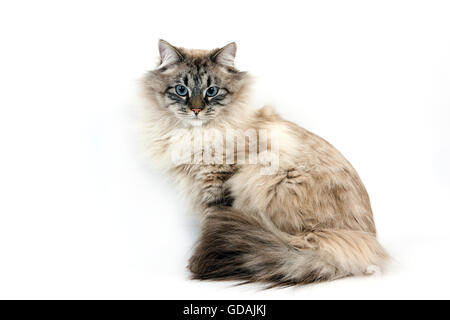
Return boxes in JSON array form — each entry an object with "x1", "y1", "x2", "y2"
[{"x1": 187, "y1": 118, "x2": 204, "y2": 127}]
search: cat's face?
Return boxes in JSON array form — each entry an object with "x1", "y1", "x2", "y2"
[{"x1": 144, "y1": 40, "x2": 250, "y2": 127}]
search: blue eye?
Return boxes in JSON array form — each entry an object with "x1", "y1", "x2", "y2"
[
  {"x1": 175, "y1": 84, "x2": 188, "y2": 96},
  {"x1": 206, "y1": 86, "x2": 219, "y2": 97}
]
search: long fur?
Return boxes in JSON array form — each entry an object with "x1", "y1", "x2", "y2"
[
  {"x1": 142, "y1": 40, "x2": 389, "y2": 287},
  {"x1": 189, "y1": 207, "x2": 387, "y2": 286}
]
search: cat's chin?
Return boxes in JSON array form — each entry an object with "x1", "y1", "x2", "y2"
[{"x1": 185, "y1": 118, "x2": 204, "y2": 127}]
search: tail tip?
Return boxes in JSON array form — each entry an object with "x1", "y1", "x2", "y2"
[{"x1": 364, "y1": 264, "x2": 382, "y2": 276}]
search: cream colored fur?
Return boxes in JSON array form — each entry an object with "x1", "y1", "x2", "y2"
[{"x1": 141, "y1": 41, "x2": 388, "y2": 285}]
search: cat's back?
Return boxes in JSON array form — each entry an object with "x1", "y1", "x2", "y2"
[
  {"x1": 255, "y1": 105, "x2": 362, "y2": 180},
  {"x1": 230, "y1": 106, "x2": 376, "y2": 234}
]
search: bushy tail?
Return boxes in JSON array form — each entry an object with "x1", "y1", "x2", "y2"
[{"x1": 189, "y1": 207, "x2": 388, "y2": 286}]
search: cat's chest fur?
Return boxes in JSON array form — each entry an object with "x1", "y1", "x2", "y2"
[
  {"x1": 147, "y1": 124, "x2": 240, "y2": 209},
  {"x1": 171, "y1": 162, "x2": 237, "y2": 210}
]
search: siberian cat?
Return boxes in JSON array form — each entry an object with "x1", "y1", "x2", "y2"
[{"x1": 141, "y1": 40, "x2": 388, "y2": 286}]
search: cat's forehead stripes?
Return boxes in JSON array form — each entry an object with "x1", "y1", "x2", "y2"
[
  {"x1": 177, "y1": 67, "x2": 218, "y2": 89},
  {"x1": 171, "y1": 53, "x2": 222, "y2": 88}
]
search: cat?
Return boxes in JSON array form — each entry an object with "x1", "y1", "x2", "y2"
[{"x1": 141, "y1": 40, "x2": 388, "y2": 286}]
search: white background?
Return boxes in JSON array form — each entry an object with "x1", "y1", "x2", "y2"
[{"x1": 0, "y1": 0, "x2": 449, "y2": 299}]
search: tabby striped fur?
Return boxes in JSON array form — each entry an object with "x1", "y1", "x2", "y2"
[{"x1": 141, "y1": 40, "x2": 388, "y2": 286}]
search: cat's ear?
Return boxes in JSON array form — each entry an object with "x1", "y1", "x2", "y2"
[
  {"x1": 211, "y1": 42, "x2": 237, "y2": 67},
  {"x1": 158, "y1": 39, "x2": 184, "y2": 67}
]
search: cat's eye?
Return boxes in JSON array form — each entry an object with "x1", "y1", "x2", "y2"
[
  {"x1": 175, "y1": 84, "x2": 188, "y2": 96},
  {"x1": 206, "y1": 86, "x2": 219, "y2": 97}
]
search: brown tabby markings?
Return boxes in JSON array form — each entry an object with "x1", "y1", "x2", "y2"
[{"x1": 142, "y1": 40, "x2": 388, "y2": 287}]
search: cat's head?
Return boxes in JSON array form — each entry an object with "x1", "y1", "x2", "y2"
[{"x1": 143, "y1": 40, "x2": 251, "y2": 127}]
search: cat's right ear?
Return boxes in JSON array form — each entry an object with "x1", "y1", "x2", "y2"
[
  {"x1": 158, "y1": 39, "x2": 184, "y2": 68},
  {"x1": 210, "y1": 42, "x2": 237, "y2": 68}
]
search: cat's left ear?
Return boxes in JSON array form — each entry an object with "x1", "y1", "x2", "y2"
[
  {"x1": 211, "y1": 42, "x2": 237, "y2": 68},
  {"x1": 158, "y1": 39, "x2": 184, "y2": 68}
]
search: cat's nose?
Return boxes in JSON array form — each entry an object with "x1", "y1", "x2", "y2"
[
  {"x1": 190, "y1": 95, "x2": 205, "y2": 115},
  {"x1": 190, "y1": 95, "x2": 204, "y2": 108}
]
